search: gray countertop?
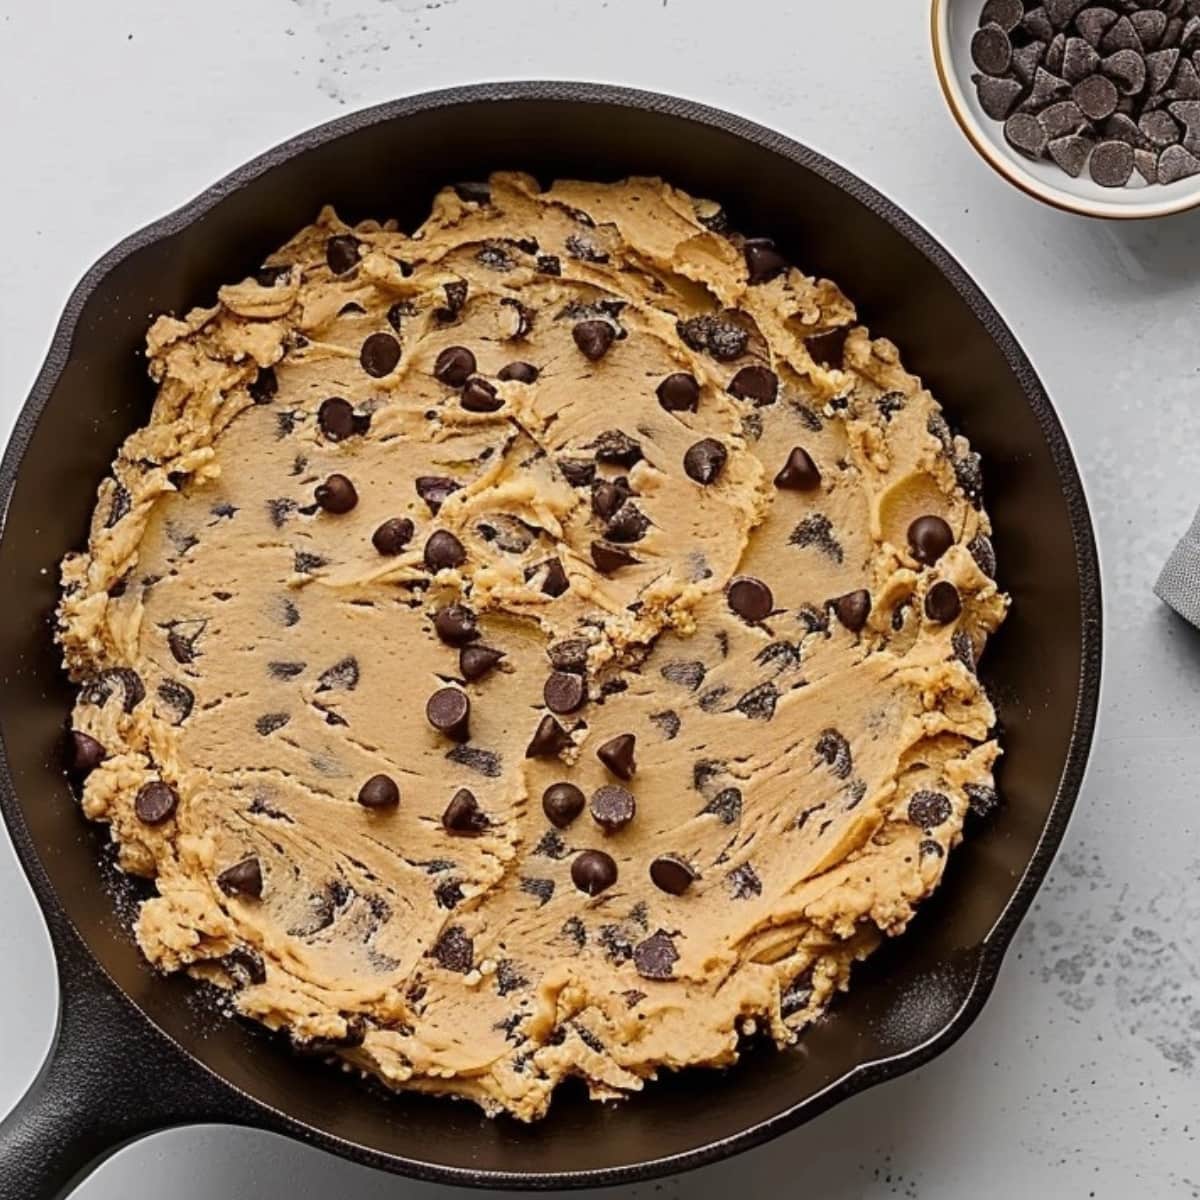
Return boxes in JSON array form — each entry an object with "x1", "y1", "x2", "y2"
[{"x1": 2, "y1": 1, "x2": 1199, "y2": 1195}]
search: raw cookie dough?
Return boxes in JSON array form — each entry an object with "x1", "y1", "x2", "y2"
[{"x1": 58, "y1": 173, "x2": 1008, "y2": 1121}]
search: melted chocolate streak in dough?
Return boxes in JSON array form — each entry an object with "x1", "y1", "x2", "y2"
[{"x1": 57, "y1": 173, "x2": 1008, "y2": 1120}]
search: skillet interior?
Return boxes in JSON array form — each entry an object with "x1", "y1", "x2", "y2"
[{"x1": 0, "y1": 83, "x2": 1100, "y2": 1187}]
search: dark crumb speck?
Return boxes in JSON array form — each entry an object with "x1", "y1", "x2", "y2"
[
  {"x1": 736, "y1": 682, "x2": 779, "y2": 720},
  {"x1": 727, "y1": 862, "x2": 762, "y2": 899},
  {"x1": 534, "y1": 830, "x2": 569, "y2": 860},
  {"x1": 703, "y1": 787, "x2": 743, "y2": 825},
  {"x1": 446, "y1": 745, "x2": 502, "y2": 777},
  {"x1": 789, "y1": 514, "x2": 844, "y2": 562},
  {"x1": 649, "y1": 710, "x2": 681, "y2": 739},
  {"x1": 562, "y1": 916, "x2": 587, "y2": 948},
  {"x1": 496, "y1": 959, "x2": 530, "y2": 995},
  {"x1": 520, "y1": 877, "x2": 555, "y2": 906}
]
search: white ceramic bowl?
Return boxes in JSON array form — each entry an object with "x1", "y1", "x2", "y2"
[{"x1": 931, "y1": 0, "x2": 1200, "y2": 218}]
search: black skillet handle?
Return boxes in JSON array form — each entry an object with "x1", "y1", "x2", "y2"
[{"x1": 0, "y1": 921, "x2": 247, "y2": 1200}]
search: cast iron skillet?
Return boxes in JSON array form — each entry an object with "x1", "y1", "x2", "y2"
[{"x1": 0, "y1": 82, "x2": 1101, "y2": 1199}]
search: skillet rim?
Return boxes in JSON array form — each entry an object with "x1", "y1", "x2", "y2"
[{"x1": 0, "y1": 80, "x2": 1102, "y2": 1189}]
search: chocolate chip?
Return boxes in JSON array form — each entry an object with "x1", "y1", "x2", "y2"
[
  {"x1": 973, "y1": 22, "x2": 1014, "y2": 73},
  {"x1": 443, "y1": 787, "x2": 488, "y2": 834},
  {"x1": 816, "y1": 728, "x2": 853, "y2": 779},
  {"x1": 536, "y1": 254, "x2": 562, "y2": 275},
  {"x1": 727, "y1": 364, "x2": 778, "y2": 405},
  {"x1": 1045, "y1": 0, "x2": 1086, "y2": 29},
  {"x1": 605, "y1": 503, "x2": 650, "y2": 544},
  {"x1": 157, "y1": 679, "x2": 194, "y2": 725},
  {"x1": 1073, "y1": 72, "x2": 1120, "y2": 119},
  {"x1": 317, "y1": 656, "x2": 359, "y2": 692},
  {"x1": 571, "y1": 849, "x2": 618, "y2": 895},
  {"x1": 593, "y1": 429, "x2": 643, "y2": 467},
  {"x1": 358, "y1": 774, "x2": 400, "y2": 809},
  {"x1": 315, "y1": 473, "x2": 358, "y2": 514},
  {"x1": 325, "y1": 234, "x2": 361, "y2": 275},
  {"x1": 682, "y1": 316, "x2": 754, "y2": 366},
  {"x1": 597, "y1": 733, "x2": 636, "y2": 781},
  {"x1": 460, "y1": 376, "x2": 503, "y2": 413},
  {"x1": 633, "y1": 930, "x2": 678, "y2": 980},
  {"x1": 1140, "y1": 109, "x2": 1181, "y2": 145},
  {"x1": 453, "y1": 646, "x2": 501, "y2": 688},
  {"x1": 360, "y1": 332, "x2": 401, "y2": 378},
  {"x1": 372, "y1": 517, "x2": 414, "y2": 555},
  {"x1": 548, "y1": 639, "x2": 590, "y2": 674},
  {"x1": 249, "y1": 367, "x2": 278, "y2": 404},
  {"x1": 743, "y1": 237, "x2": 787, "y2": 284},
  {"x1": 573, "y1": 319, "x2": 615, "y2": 360},
  {"x1": 1101, "y1": 48, "x2": 1147, "y2": 94},
  {"x1": 736, "y1": 682, "x2": 779, "y2": 721},
  {"x1": 1005, "y1": 111, "x2": 1050, "y2": 158},
  {"x1": 1078, "y1": 6, "x2": 1118, "y2": 47},
  {"x1": 981, "y1": 0, "x2": 1023, "y2": 29},
  {"x1": 317, "y1": 397, "x2": 358, "y2": 441},
  {"x1": 1046, "y1": 31, "x2": 1067, "y2": 73},
  {"x1": 69, "y1": 731, "x2": 106, "y2": 774},
  {"x1": 1049, "y1": 131, "x2": 1096, "y2": 176},
  {"x1": 526, "y1": 714, "x2": 573, "y2": 758},
  {"x1": 592, "y1": 476, "x2": 632, "y2": 519},
  {"x1": 444, "y1": 746, "x2": 500, "y2": 779},
  {"x1": 591, "y1": 783, "x2": 636, "y2": 831},
  {"x1": 545, "y1": 671, "x2": 587, "y2": 714},
  {"x1": 1062, "y1": 35, "x2": 1101, "y2": 81},
  {"x1": 1158, "y1": 142, "x2": 1200, "y2": 180},
  {"x1": 415, "y1": 476, "x2": 461, "y2": 515},
  {"x1": 591, "y1": 541, "x2": 639, "y2": 574},
  {"x1": 431, "y1": 926, "x2": 474, "y2": 972},
  {"x1": 908, "y1": 515, "x2": 955, "y2": 566},
  {"x1": 683, "y1": 438, "x2": 727, "y2": 485},
  {"x1": 426, "y1": 687, "x2": 470, "y2": 742},
  {"x1": 647, "y1": 855, "x2": 695, "y2": 896},
  {"x1": 135, "y1": 780, "x2": 178, "y2": 825},
  {"x1": 386, "y1": 301, "x2": 409, "y2": 332},
  {"x1": 454, "y1": 180, "x2": 491, "y2": 203},
  {"x1": 1148, "y1": 46, "x2": 1181, "y2": 93},
  {"x1": 1090, "y1": 136, "x2": 1135, "y2": 183},
  {"x1": 432, "y1": 604, "x2": 477, "y2": 647},
  {"x1": 657, "y1": 372, "x2": 701, "y2": 412},
  {"x1": 436, "y1": 280, "x2": 469, "y2": 323},
  {"x1": 255, "y1": 713, "x2": 290, "y2": 735},
  {"x1": 925, "y1": 580, "x2": 963, "y2": 623},
  {"x1": 217, "y1": 856, "x2": 263, "y2": 898},
  {"x1": 532, "y1": 557, "x2": 569, "y2": 598},
  {"x1": 830, "y1": 588, "x2": 872, "y2": 633},
  {"x1": 727, "y1": 575, "x2": 773, "y2": 622},
  {"x1": 968, "y1": 533, "x2": 997, "y2": 577},
  {"x1": 543, "y1": 782, "x2": 586, "y2": 829},
  {"x1": 661, "y1": 660, "x2": 707, "y2": 690},
  {"x1": 558, "y1": 458, "x2": 596, "y2": 487},
  {"x1": 1011, "y1": 41, "x2": 1046, "y2": 86},
  {"x1": 975, "y1": 72, "x2": 1026, "y2": 119},
  {"x1": 498, "y1": 361, "x2": 539, "y2": 383},
  {"x1": 82, "y1": 667, "x2": 146, "y2": 713},
  {"x1": 1023, "y1": 6, "x2": 1055, "y2": 41},
  {"x1": 434, "y1": 346, "x2": 476, "y2": 387},
  {"x1": 1023, "y1": 66, "x2": 1072, "y2": 110},
  {"x1": 774, "y1": 446, "x2": 822, "y2": 491},
  {"x1": 908, "y1": 790, "x2": 953, "y2": 829},
  {"x1": 1040, "y1": 99, "x2": 1087, "y2": 137}
]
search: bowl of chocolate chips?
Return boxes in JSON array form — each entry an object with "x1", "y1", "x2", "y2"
[{"x1": 933, "y1": 0, "x2": 1200, "y2": 216}]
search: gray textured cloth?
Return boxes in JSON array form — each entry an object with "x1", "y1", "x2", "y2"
[{"x1": 1156, "y1": 507, "x2": 1200, "y2": 627}]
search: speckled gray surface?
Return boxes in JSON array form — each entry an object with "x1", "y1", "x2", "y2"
[{"x1": 1, "y1": 1, "x2": 1198, "y2": 1195}]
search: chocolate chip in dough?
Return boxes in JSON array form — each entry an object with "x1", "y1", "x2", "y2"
[
  {"x1": 774, "y1": 446, "x2": 821, "y2": 490},
  {"x1": 442, "y1": 788, "x2": 489, "y2": 834},
  {"x1": 526, "y1": 714, "x2": 573, "y2": 759},
  {"x1": 830, "y1": 588, "x2": 872, "y2": 633},
  {"x1": 498, "y1": 361, "x2": 539, "y2": 383},
  {"x1": 683, "y1": 438, "x2": 727, "y2": 484},
  {"x1": 360, "y1": 331, "x2": 401, "y2": 378},
  {"x1": 434, "y1": 346, "x2": 476, "y2": 387},
  {"x1": 424, "y1": 530, "x2": 467, "y2": 572},
  {"x1": 325, "y1": 234, "x2": 361, "y2": 275},
  {"x1": 1090, "y1": 137, "x2": 1135, "y2": 183},
  {"x1": 605, "y1": 503, "x2": 650, "y2": 544},
  {"x1": 433, "y1": 603, "x2": 478, "y2": 646},
  {"x1": 973, "y1": 22, "x2": 1014, "y2": 74},
  {"x1": 358, "y1": 774, "x2": 400, "y2": 809},
  {"x1": 69, "y1": 731, "x2": 106, "y2": 775},
  {"x1": 573, "y1": 319, "x2": 615, "y2": 360},
  {"x1": 431, "y1": 925, "x2": 474, "y2": 972},
  {"x1": 315, "y1": 473, "x2": 358, "y2": 514},
  {"x1": 677, "y1": 314, "x2": 750, "y2": 361},
  {"x1": 727, "y1": 364, "x2": 778, "y2": 405},
  {"x1": 217, "y1": 856, "x2": 264, "y2": 898},
  {"x1": 593, "y1": 429, "x2": 644, "y2": 468},
  {"x1": 372, "y1": 517, "x2": 414, "y2": 555},
  {"x1": 436, "y1": 280, "x2": 468, "y2": 323},
  {"x1": 317, "y1": 397, "x2": 360, "y2": 441},
  {"x1": 1005, "y1": 111, "x2": 1050, "y2": 158},
  {"x1": 460, "y1": 644, "x2": 505, "y2": 683},
  {"x1": 426, "y1": 687, "x2": 470, "y2": 742},
  {"x1": 135, "y1": 780, "x2": 178, "y2": 825},
  {"x1": 633, "y1": 930, "x2": 679, "y2": 980},
  {"x1": 558, "y1": 458, "x2": 596, "y2": 488},
  {"x1": 590, "y1": 783, "x2": 636, "y2": 831},
  {"x1": 249, "y1": 367, "x2": 278, "y2": 404},
  {"x1": 592, "y1": 477, "x2": 632, "y2": 521},
  {"x1": 591, "y1": 541, "x2": 640, "y2": 574},
  {"x1": 650, "y1": 855, "x2": 696, "y2": 895},
  {"x1": 461, "y1": 376, "x2": 503, "y2": 412},
  {"x1": 743, "y1": 238, "x2": 787, "y2": 284},
  {"x1": 727, "y1": 575, "x2": 774, "y2": 622},
  {"x1": 805, "y1": 326, "x2": 851, "y2": 369},
  {"x1": 415, "y1": 476, "x2": 461, "y2": 515},
  {"x1": 908, "y1": 515, "x2": 955, "y2": 566},
  {"x1": 597, "y1": 733, "x2": 637, "y2": 781},
  {"x1": 657, "y1": 372, "x2": 700, "y2": 412},
  {"x1": 545, "y1": 671, "x2": 587, "y2": 714},
  {"x1": 571, "y1": 850, "x2": 618, "y2": 895},
  {"x1": 543, "y1": 782, "x2": 586, "y2": 829},
  {"x1": 925, "y1": 580, "x2": 963, "y2": 624},
  {"x1": 908, "y1": 790, "x2": 953, "y2": 829}
]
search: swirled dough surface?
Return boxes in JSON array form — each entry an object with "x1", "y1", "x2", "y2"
[{"x1": 58, "y1": 173, "x2": 1007, "y2": 1120}]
